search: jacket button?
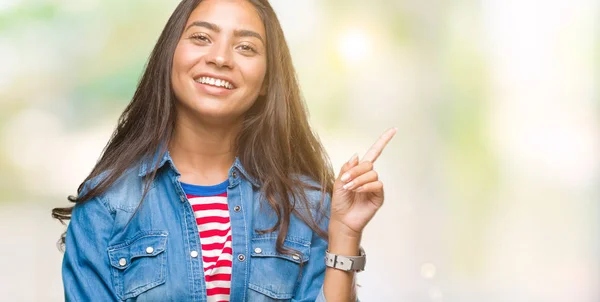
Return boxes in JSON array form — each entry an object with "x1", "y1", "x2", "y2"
[
  {"x1": 254, "y1": 247, "x2": 262, "y2": 254},
  {"x1": 146, "y1": 247, "x2": 154, "y2": 254},
  {"x1": 118, "y1": 258, "x2": 127, "y2": 267},
  {"x1": 190, "y1": 251, "x2": 199, "y2": 258},
  {"x1": 237, "y1": 254, "x2": 245, "y2": 261},
  {"x1": 234, "y1": 205, "x2": 241, "y2": 212},
  {"x1": 292, "y1": 254, "x2": 301, "y2": 261},
  {"x1": 232, "y1": 171, "x2": 238, "y2": 178}
]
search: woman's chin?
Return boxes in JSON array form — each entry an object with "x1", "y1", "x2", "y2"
[{"x1": 185, "y1": 106, "x2": 244, "y2": 125}]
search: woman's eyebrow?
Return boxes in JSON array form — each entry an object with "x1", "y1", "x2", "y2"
[
  {"x1": 234, "y1": 29, "x2": 264, "y2": 45},
  {"x1": 186, "y1": 21, "x2": 265, "y2": 45},
  {"x1": 186, "y1": 21, "x2": 218, "y2": 32}
]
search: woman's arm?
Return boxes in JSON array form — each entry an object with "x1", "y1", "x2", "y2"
[
  {"x1": 322, "y1": 222, "x2": 361, "y2": 302},
  {"x1": 62, "y1": 196, "x2": 118, "y2": 301},
  {"x1": 323, "y1": 128, "x2": 397, "y2": 302},
  {"x1": 291, "y1": 194, "x2": 360, "y2": 302}
]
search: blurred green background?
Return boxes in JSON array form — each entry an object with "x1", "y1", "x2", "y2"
[{"x1": 0, "y1": 0, "x2": 598, "y2": 301}]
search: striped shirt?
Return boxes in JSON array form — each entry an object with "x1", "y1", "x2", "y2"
[{"x1": 181, "y1": 180, "x2": 232, "y2": 302}]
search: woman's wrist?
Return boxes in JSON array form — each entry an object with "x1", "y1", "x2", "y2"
[{"x1": 328, "y1": 221, "x2": 362, "y2": 256}]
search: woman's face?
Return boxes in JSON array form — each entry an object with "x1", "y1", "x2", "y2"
[{"x1": 171, "y1": 0, "x2": 267, "y2": 124}]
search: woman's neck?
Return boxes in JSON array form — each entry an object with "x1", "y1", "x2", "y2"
[{"x1": 168, "y1": 115, "x2": 242, "y2": 186}]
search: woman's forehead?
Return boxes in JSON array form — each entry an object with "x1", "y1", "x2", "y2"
[{"x1": 186, "y1": 0, "x2": 265, "y2": 36}]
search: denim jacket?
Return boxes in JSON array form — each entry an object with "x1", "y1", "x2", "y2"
[{"x1": 62, "y1": 152, "x2": 334, "y2": 301}]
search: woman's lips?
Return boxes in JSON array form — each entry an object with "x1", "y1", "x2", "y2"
[{"x1": 194, "y1": 81, "x2": 236, "y2": 96}]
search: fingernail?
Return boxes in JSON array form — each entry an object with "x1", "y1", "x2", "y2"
[
  {"x1": 341, "y1": 173, "x2": 351, "y2": 182},
  {"x1": 347, "y1": 153, "x2": 358, "y2": 164},
  {"x1": 342, "y1": 181, "x2": 354, "y2": 190}
]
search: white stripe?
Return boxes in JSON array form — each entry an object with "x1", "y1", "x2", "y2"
[
  {"x1": 201, "y1": 255, "x2": 233, "y2": 266},
  {"x1": 200, "y1": 235, "x2": 231, "y2": 246},
  {"x1": 202, "y1": 250, "x2": 232, "y2": 259},
  {"x1": 201, "y1": 241, "x2": 232, "y2": 257},
  {"x1": 196, "y1": 222, "x2": 231, "y2": 231},
  {"x1": 203, "y1": 253, "x2": 233, "y2": 266},
  {"x1": 188, "y1": 196, "x2": 228, "y2": 205},
  {"x1": 207, "y1": 294, "x2": 229, "y2": 302},
  {"x1": 203, "y1": 265, "x2": 231, "y2": 276},
  {"x1": 194, "y1": 209, "x2": 231, "y2": 218},
  {"x1": 200, "y1": 231, "x2": 232, "y2": 245},
  {"x1": 205, "y1": 280, "x2": 231, "y2": 289},
  {"x1": 198, "y1": 225, "x2": 231, "y2": 235},
  {"x1": 202, "y1": 254, "x2": 233, "y2": 269},
  {"x1": 205, "y1": 266, "x2": 232, "y2": 275}
]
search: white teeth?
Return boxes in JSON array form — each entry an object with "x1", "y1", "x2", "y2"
[{"x1": 195, "y1": 76, "x2": 233, "y2": 89}]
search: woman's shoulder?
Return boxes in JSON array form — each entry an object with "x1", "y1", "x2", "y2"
[{"x1": 78, "y1": 165, "x2": 146, "y2": 210}]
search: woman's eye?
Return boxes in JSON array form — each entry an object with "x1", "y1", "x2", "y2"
[
  {"x1": 238, "y1": 44, "x2": 256, "y2": 53},
  {"x1": 190, "y1": 34, "x2": 209, "y2": 43}
]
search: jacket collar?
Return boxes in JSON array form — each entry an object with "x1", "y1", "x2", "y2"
[{"x1": 137, "y1": 149, "x2": 260, "y2": 187}]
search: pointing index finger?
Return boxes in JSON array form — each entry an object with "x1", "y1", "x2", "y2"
[{"x1": 361, "y1": 127, "x2": 397, "y2": 163}]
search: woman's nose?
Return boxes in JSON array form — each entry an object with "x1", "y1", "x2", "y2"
[{"x1": 206, "y1": 41, "x2": 233, "y2": 69}]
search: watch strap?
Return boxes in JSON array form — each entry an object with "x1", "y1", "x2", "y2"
[{"x1": 324, "y1": 246, "x2": 366, "y2": 272}]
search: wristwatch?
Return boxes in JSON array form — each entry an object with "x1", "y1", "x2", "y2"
[{"x1": 324, "y1": 246, "x2": 366, "y2": 272}]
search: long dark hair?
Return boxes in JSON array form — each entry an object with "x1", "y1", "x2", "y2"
[{"x1": 52, "y1": 0, "x2": 334, "y2": 257}]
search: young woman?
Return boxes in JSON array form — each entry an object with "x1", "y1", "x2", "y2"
[{"x1": 52, "y1": 0, "x2": 396, "y2": 301}]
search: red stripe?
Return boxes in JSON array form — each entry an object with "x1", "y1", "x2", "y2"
[
  {"x1": 207, "y1": 287, "x2": 230, "y2": 295},
  {"x1": 201, "y1": 248, "x2": 233, "y2": 263},
  {"x1": 192, "y1": 203, "x2": 229, "y2": 211},
  {"x1": 196, "y1": 216, "x2": 230, "y2": 224},
  {"x1": 200, "y1": 227, "x2": 231, "y2": 238},
  {"x1": 205, "y1": 260, "x2": 232, "y2": 271},
  {"x1": 202, "y1": 236, "x2": 232, "y2": 250},
  {"x1": 205, "y1": 273, "x2": 232, "y2": 282},
  {"x1": 202, "y1": 255, "x2": 221, "y2": 263}
]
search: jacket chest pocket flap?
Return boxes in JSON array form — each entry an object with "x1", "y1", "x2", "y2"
[
  {"x1": 248, "y1": 238, "x2": 311, "y2": 300},
  {"x1": 107, "y1": 231, "x2": 168, "y2": 300}
]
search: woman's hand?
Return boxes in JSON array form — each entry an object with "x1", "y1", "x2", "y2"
[{"x1": 329, "y1": 128, "x2": 397, "y2": 240}]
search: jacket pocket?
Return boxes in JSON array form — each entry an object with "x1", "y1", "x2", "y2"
[
  {"x1": 107, "y1": 231, "x2": 168, "y2": 300},
  {"x1": 248, "y1": 237, "x2": 311, "y2": 300}
]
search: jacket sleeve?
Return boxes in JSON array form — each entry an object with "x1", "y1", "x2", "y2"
[
  {"x1": 292, "y1": 193, "x2": 360, "y2": 302},
  {"x1": 62, "y1": 196, "x2": 118, "y2": 301}
]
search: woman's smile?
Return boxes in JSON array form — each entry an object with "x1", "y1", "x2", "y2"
[{"x1": 194, "y1": 74, "x2": 237, "y2": 97}]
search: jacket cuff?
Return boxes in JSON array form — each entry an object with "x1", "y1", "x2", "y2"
[{"x1": 316, "y1": 286, "x2": 327, "y2": 302}]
